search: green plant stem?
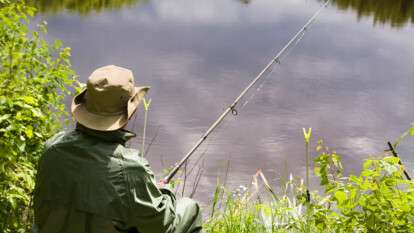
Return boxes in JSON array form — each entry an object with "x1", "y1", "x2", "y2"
[
  {"x1": 305, "y1": 141, "x2": 310, "y2": 202},
  {"x1": 141, "y1": 107, "x2": 148, "y2": 156}
]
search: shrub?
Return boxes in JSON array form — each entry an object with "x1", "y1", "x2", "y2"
[
  {"x1": 0, "y1": 1, "x2": 76, "y2": 231},
  {"x1": 205, "y1": 141, "x2": 414, "y2": 233},
  {"x1": 313, "y1": 145, "x2": 414, "y2": 232}
]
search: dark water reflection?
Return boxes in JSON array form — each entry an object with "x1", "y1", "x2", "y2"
[
  {"x1": 330, "y1": 0, "x2": 414, "y2": 28},
  {"x1": 37, "y1": 0, "x2": 414, "y2": 203},
  {"x1": 29, "y1": 0, "x2": 144, "y2": 15}
]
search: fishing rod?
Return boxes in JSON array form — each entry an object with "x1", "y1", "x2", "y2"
[
  {"x1": 163, "y1": 0, "x2": 331, "y2": 184},
  {"x1": 387, "y1": 142, "x2": 412, "y2": 180}
]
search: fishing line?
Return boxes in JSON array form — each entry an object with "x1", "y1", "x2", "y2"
[
  {"x1": 163, "y1": 0, "x2": 332, "y2": 183},
  {"x1": 237, "y1": 21, "x2": 310, "y2": 112}
]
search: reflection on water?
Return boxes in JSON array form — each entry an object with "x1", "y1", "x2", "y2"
[
  {"x1": 33, "y1": 0, "x2": 414, "y2": 28},
  {"x1": 30, "y1": 0, "x2": 414, "y2": 28},
  {"x1": 28, "y1": 0, "x2": 145, "y2": 15},
  {"x1": 330, "y1": 0, "x2": 414, "y2": 28}
]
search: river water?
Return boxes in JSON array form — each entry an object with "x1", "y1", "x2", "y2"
[{"x1": 36, "y1": 0, "x2": 414, "y2": 202}]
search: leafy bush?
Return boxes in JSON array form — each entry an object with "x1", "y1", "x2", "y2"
[
  {"x1": 0, "y1": 1, "x2": 76, "y2": 232},
  {"x1": 205, "y1": 141, "x2": 414, "y2": 233},
  {"x1": 313, "y1": 145, "x2": 414, "y2": 233}
]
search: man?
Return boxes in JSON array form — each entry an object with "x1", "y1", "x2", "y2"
[{"x1": 33, "y1": 65, "x2": 203, "y2": 233}]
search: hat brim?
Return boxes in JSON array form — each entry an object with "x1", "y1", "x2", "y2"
[{"x1": 71, "y1": 86, "x2": 150, "y2": 131}]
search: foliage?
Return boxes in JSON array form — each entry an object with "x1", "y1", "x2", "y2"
[
  {"x1": 315, "y1": 143, "x2": 414, "y2": 232},
  {"x1": 0, "y1": 1, "x2": 76, "y2": 232},
  {"x1": 205, "y1": 173, "x2": 329, "y2": 233},
  {"x1": 205, "y1": 188, "x2": 267, "y2": 233},
  {"x1": 205, "y1": 141, "x2": 414, "y2": 233}
]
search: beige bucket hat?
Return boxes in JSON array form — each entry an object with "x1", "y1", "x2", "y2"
[{"x1": 71, "y1": 65, "x2": 150, "y2": 131}]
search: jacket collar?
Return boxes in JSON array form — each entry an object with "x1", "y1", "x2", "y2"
[{"x1": 76, "y1": 124, "x2": 136, "y2": 145}]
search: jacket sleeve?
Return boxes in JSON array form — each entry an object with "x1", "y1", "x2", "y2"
[{"x1": 121, "y1": 152, "x2": 177, "y2": 233}]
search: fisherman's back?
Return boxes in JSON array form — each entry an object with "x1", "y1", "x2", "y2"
[{"x1": 34, "y1": 125, "x2": 178, "y2": 233}]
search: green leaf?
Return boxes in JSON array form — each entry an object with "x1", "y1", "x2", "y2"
[
  {"x1": 0, "y1": 96, "x2": 6, "y2": 105},
  {"x1": 0, "y1": 114, "x2": 11, "y2": 124},
  {"x1": 22, "y1": 96, "x2": 37, "y2": 105},
  {"x1": 24, "y1": 126, "x2": 33, "y2": 139},
  {"x1": 143, "y1": 98, "x2": 152, "y2": 112},
  {"x1": 17, "y1": 142, "x2": 26, "y2": 152},
  {"x1": 334, "y1": 190, "x2": 347, "y2": 205},
  {"x1": 302, "y1": 127, "x2": 312, "y2": 144},
  {"x1": 53, "y1": 39, "x2": 62, "y2": 49}
]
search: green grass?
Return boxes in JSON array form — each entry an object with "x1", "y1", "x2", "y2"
[{"x1": 204, "y1": 142, "x2": 414, "y2": 233}]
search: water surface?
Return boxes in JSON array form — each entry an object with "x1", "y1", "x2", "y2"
[{"x1": 36, "y1": 0, "x2": 414, "y2": 202}]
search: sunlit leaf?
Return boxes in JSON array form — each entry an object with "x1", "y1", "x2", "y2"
[
  {"x1": 334, "y1": 190, "x2": 346, "y2": 205},
  {"x1": 0, "y1": 114, "x2": 11, "y2": 124},
  {"x1": 143, "y1": 98, "x2": 152, "y2": 112},
  {"x1": 410, "y1": 125, "x2": 414, "y2": 136},
  {"x1": 22, "y1": 96, "x2": 36, "y2": 105},
  {"x1": 302, "y1": 127, "x2": 312, "y2": 144},
  {"x1": 24, "y1": 126, "x2": 33, "y2": 139}
]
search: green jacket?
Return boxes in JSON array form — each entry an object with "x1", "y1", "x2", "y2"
[{"x1": 34, "y1": 125, "x2": 201, "y2": 233}]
